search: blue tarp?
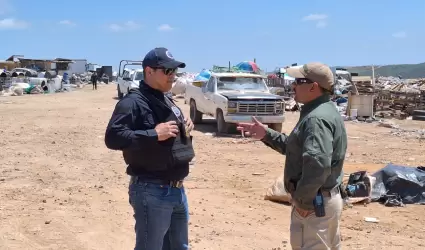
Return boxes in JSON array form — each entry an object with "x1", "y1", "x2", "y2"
[
  {"x1": 235, "y1": 61, "x2": 260, "y2": 73},
  {"x1": 194, "y1": 69, "x2": 211, "y2": 81}
]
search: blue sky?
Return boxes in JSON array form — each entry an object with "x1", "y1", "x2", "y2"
[{"x1": 1, "y1": 0, "x2": 424, "y2": 72}]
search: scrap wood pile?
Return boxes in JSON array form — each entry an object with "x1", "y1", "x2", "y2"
[
  {"x1": 374, "y1": 77, "x2": 425, "y2": 117},
  {"x1": 351, "y1": 76, "x2": 375, "y2": 94},
  {"x1": 264, "y1": 164, "x2": 425, "y2": 207},
  {"x1": 375, "y1": 77, "x2": 425, "y2": 93}
]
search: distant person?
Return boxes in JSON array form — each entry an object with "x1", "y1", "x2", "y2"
[
  {"x1": 237, "y1": 62, "x2": 347, "y2": 250},
  {"x1": 104, "y1": 47, "x2": 194, "y2": 250},
  {"x1": 91, "y1": 72, "x2": 98, "y2": 90}
]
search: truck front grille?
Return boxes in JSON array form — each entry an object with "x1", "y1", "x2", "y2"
[{"x1": 237, "y1": 102, "x2": 283, "y2": 115}]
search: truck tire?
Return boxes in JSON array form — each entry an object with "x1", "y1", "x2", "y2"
[
  {"x1": 412, "y1": 110, "x2": 425, "y2": 116},
  {"x1": 190, "y1": 100, "x2": 203, "y2": 124},
  {"x1": 216, "y1": 109, "x2": 233, "y2": 134},
  {"x1": 117, "y1": 85, "x2": 123, "y2": 99},
  {"x1": 412, "y1": 115, "x2": 425, "y2": 121},
  {"x1": 269, "y1": 123, "x2": 283, "y2": 132}
]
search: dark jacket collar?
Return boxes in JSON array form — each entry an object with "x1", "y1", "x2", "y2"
[
  {"x1": 139, "y1": 80, "x2": 164, "y2": 99},
  {"x1": 300, "y1": 94, "x2": 331, "y2": 117}
]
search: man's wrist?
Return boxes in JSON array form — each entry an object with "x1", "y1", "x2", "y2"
[{"x1": 260, "y1": 127, "x2": 272, "y2": 141}]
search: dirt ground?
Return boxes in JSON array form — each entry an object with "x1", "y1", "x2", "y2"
[{"x1": 1, "y1": 84, "x2": 424, "y2": 250}]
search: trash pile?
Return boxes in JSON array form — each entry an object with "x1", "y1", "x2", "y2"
[
  {"x1": 352, "y1": 76, "x2": 375, "y2": 94},
  {"x1": 387, "y1": 126, "x2": 425, "y2": 139},
  {"x1": 375, "y1": 77, "x2": 425, "y2": 93},
  {"x1": 371, "y1": 164, "x2": 425, "y2": 206},
  {"x1": 374, "y1": 77, "x2": 425, "y2": 119},
  {"x1": 0, "y1": 73, "x2": 87, "y2": 97},
  {"x1": 170, "y1": 72, "x2": 197, "y2": 96},
  {"x1": 264, "y1": 163, "x2": 425, "y2": 207}
]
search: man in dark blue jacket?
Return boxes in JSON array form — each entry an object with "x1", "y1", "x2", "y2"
[{"x1": 105, "y1": 47, "x2": 194, "y2": 250}]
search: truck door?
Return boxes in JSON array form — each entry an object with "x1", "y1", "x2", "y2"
[
  {"x1": 120, "y1": 71, "x2": 129, "y2": 94},
  {"x1": 126, "y1": 72, "x2": 135, "y2": 91},
  {"x1": 203, "y1": 77, "x2": 216, "y2": 115}
]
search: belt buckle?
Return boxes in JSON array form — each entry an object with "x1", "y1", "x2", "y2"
[{"x1": 170, "y1": 180, "x2": 183, "y2": 188}]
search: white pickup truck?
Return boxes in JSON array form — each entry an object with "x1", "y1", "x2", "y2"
[
  {"x1": 185, "y1": 72, "x2": 285, "y2": 133},
  {"x1": 117, "y1": 69, "x2": 144, "y2": 99}
]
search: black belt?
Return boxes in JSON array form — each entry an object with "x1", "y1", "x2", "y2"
[{"x1": 130, "y1": 176, "x2": 184, "y2": 188}]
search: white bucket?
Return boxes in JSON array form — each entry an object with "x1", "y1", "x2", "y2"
[
  {"x1": 47, "y1": 82, "x2": 55, "y2": 93},
  {"x1": 350, "y1": 109, "x2": 358, "y2": 119}
]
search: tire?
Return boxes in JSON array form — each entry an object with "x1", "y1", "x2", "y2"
[
  {"x1": 412, "y1": 115, "x2": 425, "y2": 121},
  {"x1": 412, "y1": 110, "x2": 425, "y2": 116},
  {"x1": 189, "y1": 100, "x2": 203, "y2": 124},
  {"x1": 117, "y1": 85, "x2": 123, "y2": 99},
  {"x1": 216, "y1": 109, "x2": 234, "y2": 134},
  {"x1": 269, "y1": 123, "x2": 283, "y2": 132}
]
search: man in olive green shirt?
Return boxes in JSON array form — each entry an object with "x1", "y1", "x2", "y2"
[{"x1": 238, "y1": 62, "x2": 347, "y2": 250}]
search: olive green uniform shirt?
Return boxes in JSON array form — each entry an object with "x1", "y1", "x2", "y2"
[{"x1": 262, "y1": 94, "x2": 347, "y2": 210}]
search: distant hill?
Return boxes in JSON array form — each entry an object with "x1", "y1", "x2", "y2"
[{"x1": 337, "y1": 62, "x2": 425, "y2": 79}]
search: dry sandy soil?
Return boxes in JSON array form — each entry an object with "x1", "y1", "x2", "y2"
[{"x1": 1, "y1": 84, "x2": 424, "y2": 250}]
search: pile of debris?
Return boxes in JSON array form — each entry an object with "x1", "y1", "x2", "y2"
[
  {"x1": 375, "y1": 76, "x2": 425, "y2": 92},
  {"x1": 0, "y1": 74, "x2": 86, "y2": 97},
  {"x1": 351, "y1": 76, "x2": 375, "y2": 94},
  {"x1": 265, "y1": 164, "x2": 425, "y2": 207},
  {"x1": 374, "y1": 77, "x2": 425, "y2": 119},
  {"x1": 170, "y1": 72, "x2": 197, "y2": 96}
]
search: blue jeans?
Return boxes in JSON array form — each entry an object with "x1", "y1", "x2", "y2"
[{"x1": 128, "y1": 180, "x2": 189, "y2": 250}]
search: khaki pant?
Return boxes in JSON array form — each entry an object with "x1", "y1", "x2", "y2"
[{"x1": 290, "y1": 192, "x2": 343, "y2": 250}]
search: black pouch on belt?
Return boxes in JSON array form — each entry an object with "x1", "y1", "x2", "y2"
[{"x1": 313, "y1": 189, "x2": 326, "y2": 217}]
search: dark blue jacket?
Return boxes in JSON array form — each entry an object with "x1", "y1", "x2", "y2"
[{"x1": 104, "y1": 81, "x2": 190, "y2": 180}]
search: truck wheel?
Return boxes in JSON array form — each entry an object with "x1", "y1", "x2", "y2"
[
  {"x1": 190, "y1": 100, "x2": 203, "y2": 124},
  {"x1": 117, "y1": 86, "x2": 123, "y2": 99},
  {"x1": 269, "y1": 123, "x2": 283, "y2": 132},
  {"x1": 412, "y1": 115, "x2": 425, "y2": 121},
  {"x1": 216, "y1": 109, "x2": 233, "y2": 134},
  {"x1": 412, "y1": 110, "x2": 425, "y2": 116}
]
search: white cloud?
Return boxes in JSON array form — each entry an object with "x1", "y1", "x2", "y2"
[
  {"x1": 108, "y1": 21, "x2": 140, "y2": 32},
  {"x1": 59, "y1": 20, "x2": 76, "y2": 26},
  {"x1": 392, "y1": 31, "x2": 406, "y2": 38},
  {"x1": 302, "y1": 14, "x2": 328, "y2": 21},
  {"x1": 158, "y1": 24, "x2": 173, "y2": 31},
  {"x1": 302, "y1": 14, "x2": 328, "y2": 28},
  {"x1": 0, "y1": 0, "x2": 14, "y2": 15},
  {"x1": 0, "y1": 18, "x2": 29, "y2": 30}
]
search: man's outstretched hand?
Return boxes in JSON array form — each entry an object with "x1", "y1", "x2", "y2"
[{"x1": 236, "y1": 116, "x2": 268, "y2": 140}]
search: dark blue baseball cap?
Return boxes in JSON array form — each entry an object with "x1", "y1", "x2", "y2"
[{"x1": 142, "y1": 47, "x2": 186, "y2": 69}]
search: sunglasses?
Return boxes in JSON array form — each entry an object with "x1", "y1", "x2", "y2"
[
  {"x1": 293, "y1": 78, "x2": 314, "y2": 85},
  {"x1": 152, "y1": 67, "x2": 178, "y2": 76}
]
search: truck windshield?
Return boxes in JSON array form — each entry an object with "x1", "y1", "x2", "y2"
[
  {"x1": 134, "y1": 72, "x2": 144, "y2": 81},
  {"x1": 217, "y1": 77, "x2": 267, "y2": 91}
]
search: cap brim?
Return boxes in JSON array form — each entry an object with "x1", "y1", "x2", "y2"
[
  {"x1": 286, "y1": 67, "x2": 306, "y2": 78},
  {"x1": 161, "y1": 60, "x2": 186, "y2": 69}
]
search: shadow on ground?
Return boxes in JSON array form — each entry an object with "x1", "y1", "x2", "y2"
[
  {"x1": 194, "y1": 119, "x2": 244, "y2": 138},
  {"x1": 193, "y1": 119, "x2": 217, "y2": 134}
]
